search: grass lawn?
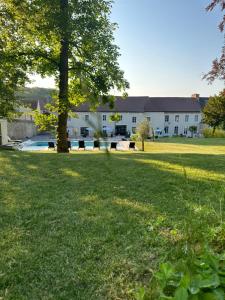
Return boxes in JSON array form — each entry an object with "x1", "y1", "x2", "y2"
[{"x1": 0, "y1": 138, "x2": 225, "y2": 299}]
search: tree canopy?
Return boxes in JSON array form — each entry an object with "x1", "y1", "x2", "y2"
[
  {"x1": 204, "y1": 0, "x2": 225, "y2": 83},
  {"x1": 0, "y1": 0, "x2": 129, "y2": 151},
  {"x1": 203, "y1": 90, "x2": 225, "y2": 132},
  {"x1": 136, "y1": 119, "x2": 150, "y2": 151}
]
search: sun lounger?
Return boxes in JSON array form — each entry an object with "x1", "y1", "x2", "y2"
[
  {"x1": 94, "y1": 140, "x2": 100, "y2": 149},
  {"x1": 48, "y1": 142, "x2": 55, "y2": 150},
  {"x1": 78, "y1": 140, "x2": 85, "y2": 150},
  {"x1": 129, "y1": 142, "x2": 136, "y2": 150},
  {"x1": 110, "y1": 142, "x2": 117, "y2": 150}
]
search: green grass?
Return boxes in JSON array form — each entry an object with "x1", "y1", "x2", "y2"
[{"x1": 0, "y1": 138, "x2": 225, "y2": 299}]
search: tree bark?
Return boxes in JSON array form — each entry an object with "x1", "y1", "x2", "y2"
[
  {"x1": 57, "y1": 0, "x2": 69, "y2": 153},
  {"x1": 142, "y1": 139, "x2": 144, "y2": 151}
]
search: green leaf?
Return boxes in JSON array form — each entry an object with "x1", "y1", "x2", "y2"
[
  {"x1": 189, "y1": 275, "x2": 201, "y2": 294},
  {"x1": 135, "y1": 287, "x2": 146, "y2": 300},
  {"x1": 212, "y1": 288, "x2": 225, "y2": 300},
  {"x1": 201, "y1": 292, "x2": 220, "y2": 300},
  {"x1": 160, "y1": 263, "x2": 175, "y2": 280},
  {"x1": 180, "y1": 274, "x2": 190, "y2": 289},
  {"x1": 198, "y1": 273, "x2": 220, "y2": 289},
  {"x1": 174, "y1": 287, "x2": 188, "y2": 300}
]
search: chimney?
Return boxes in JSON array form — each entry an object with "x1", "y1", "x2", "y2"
[{"x1": 191, "y1": 93, "x2": 200, "y2": 100}]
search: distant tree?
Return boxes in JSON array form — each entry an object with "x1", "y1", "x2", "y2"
[
  {"x1": 1, "y1": 0, "x2": 129, "y2": 153},
  {"x1": 0, "y1": 56, "x2": 27, "y2": 119},
  {"x1": 136, "y1": 119, "x2": 150, "y2": 151},
  {"x1": 204, "y1": 1, "x2": 225, "y2": 83},
  {"x1": 110, "y1": 113, "x2": 122, "y2": 122},
  {"x1": 189, "y1": 125, "x2": 197, "y2": 138},
  {"x1": 203, "y1": 90, "x2": 225, "y2": 133}
]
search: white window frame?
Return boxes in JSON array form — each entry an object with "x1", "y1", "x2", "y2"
[
  {"x1": 132, "y1": 116, "x2": 136, "y2": 123},
  {"x1": 165, "y1": 115, "x2": 169, "y2": 122}
]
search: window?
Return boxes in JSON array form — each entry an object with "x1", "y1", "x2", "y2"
[
  {"x1": 147, "y1": 117, "x2": 151, "y2": 122},
  {"x1": 185, "y1": 115, "x2": 189, "y2": 122},
  {"x1": 174, "y1": 126, "x2": 179, "y2": 135},
  {"x1": 132, "y1": 127, "x2": 136, "y2": 134},
  {"x1": 195, "y1": 115, "x2": 199, "y2": 122},
  {"x1": 132, "y1": 116, "x2": 136, "y2": 123},
  {"x1": 175, "y1": 115, "x2": 179, "y2": 122},
  {"x1": 118, "y1": 115, "x2": 122, "y2": 121},
  {"x1": 164, "y1": 126, "x2": 169, "y2": 134},
  {"x1": 80, "y1": 127, "x2": 89, "y2": 137},
  {"x1": 165, "y1": 115, "x2": 169, "y2": 122},
  {"x1": 184, "y1": 127, "x2": 188, "y2": 135},
  {"x1": 103, "y1": 115, "x2": 106, "y2": 121},
  {"x1": 85, "y1": 115, "x2": 89, "y2": 121}
]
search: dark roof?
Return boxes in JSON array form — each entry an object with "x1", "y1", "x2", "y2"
[
  {"x1": 75, "y1": 97, "x2": 149, "y2": 113},
  {"x1": 145, "y1": 97, "x2": 202, "y2": 112},
  {"x1": 74, "y1": 96, "x2": 206, "y2": 113}
]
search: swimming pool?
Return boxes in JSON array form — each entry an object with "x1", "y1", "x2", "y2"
[{"x1": 20, "y1": 140, "x2": 111, "y2": 151}]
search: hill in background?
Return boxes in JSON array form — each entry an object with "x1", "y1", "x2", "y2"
[{"x1": 17, "y1": 87, "x2": 55, "y2": 102}]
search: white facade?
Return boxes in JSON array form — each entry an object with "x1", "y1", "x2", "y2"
[
  {"x1": 67, "y1": 111, "x2": 202, "y2": 138},
  {"x1": 0, "y1": 119, "x2": 8, "y2": 145}
]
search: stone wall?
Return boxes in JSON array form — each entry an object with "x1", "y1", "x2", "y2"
[
  {"x1": 8, "y1": 120, "x2": 37, "y2": 140},
  {"x1": 0, "y1": 119, "x2": 8, "y2": 145}
]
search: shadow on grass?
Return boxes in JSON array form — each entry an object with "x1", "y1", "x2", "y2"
[{"x1": 0, "y1": 150, "x2": 225, "y2": 299}]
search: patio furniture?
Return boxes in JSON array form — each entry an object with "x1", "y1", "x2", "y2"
[
  {"x1": 94, "y1": 140, "x2": 100, "y2": 149},
  {"x1": 8, "y1": 136, "x2": 22, "y2": 144},
  {"x1": 67, "y1": 140, "x2": 71, "y2": 150},
  {"x1": 129, "y1": 142, "x2": 136, "y2": 150},
  {"x1": 110, "y1": 142, "x2": 117, "y2": 150},
  {"x1": 48, "y1": 142, "x2": 55, "y2": 150},
  {"x1": 78, "y1": 140, "x2": 85, "y2": 150}
]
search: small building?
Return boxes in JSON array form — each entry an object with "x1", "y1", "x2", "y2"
[{"x1": 0, "y1": 119, "x2": 8, "y2": 145}]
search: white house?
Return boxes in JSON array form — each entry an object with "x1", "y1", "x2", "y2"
[
  {"x1": 68, "y1": 94, "x2": 207, "y2": 138},
  {"x1": 0, "y1": 119, "x2": 8, "y2": 145}
]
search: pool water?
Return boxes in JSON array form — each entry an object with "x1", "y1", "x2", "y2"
[{"x1": 20, "y1": 140, "x2": 110, "y2": 151}]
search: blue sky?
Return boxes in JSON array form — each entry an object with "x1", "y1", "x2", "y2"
[{"x1": 30, "y1": 0, "x2": 224, "y2": 97}]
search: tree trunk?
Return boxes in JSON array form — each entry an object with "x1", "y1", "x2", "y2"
[
  {"x1": 142, "y1": 139, "x2": 144, "y2": 151},
  {"x1": 213, "y1": 126, "x2": 216, "y2": 136},
  {"x1": 57, "y1": 0, "x2": 69, "y2": 153}
]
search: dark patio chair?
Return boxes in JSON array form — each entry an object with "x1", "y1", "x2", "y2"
[
  {"x1": 110, "y1": 142, "x2": 117, "y2": 150},
  {"x1": 78, "y1": 140, "x2": 85, "y2": 150},
  {"x1": 129, "y1": 142, "x2": 136, "y2": 150},
  {"x1": 94, "y1": 140, "x2": 100, "y2": 149},
  {"x1": 67, "y1": 140, "x2": 71, "y2": 150},
  {"x1": 48, "y1": 142, "x2": 55, "y2": 150}
]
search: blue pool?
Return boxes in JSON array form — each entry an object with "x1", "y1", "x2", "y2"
[{"x1": 20, "y1": 140, "x2": 110, "y2": 151}]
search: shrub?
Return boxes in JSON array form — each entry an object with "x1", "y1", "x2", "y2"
[
  {"x1": 203, "y1": 128, "x2": 225, "y2": 138},
  {"x1": 130, "y1": 134, "x2": 140, "y2": 141},
  {"x1": 135, "y1": 249, "x2": 225, "y2": 300}
]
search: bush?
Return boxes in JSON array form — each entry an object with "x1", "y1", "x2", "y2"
[
  {"x1": 203, "y1": 128, "x2": 225, "y2": 138},
  {"x1": 136, "y1": 249, "x2": 225, "y2": 300},
  {"x1": 130, "y1": 134, "x2": 139, "y2": 141}
]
